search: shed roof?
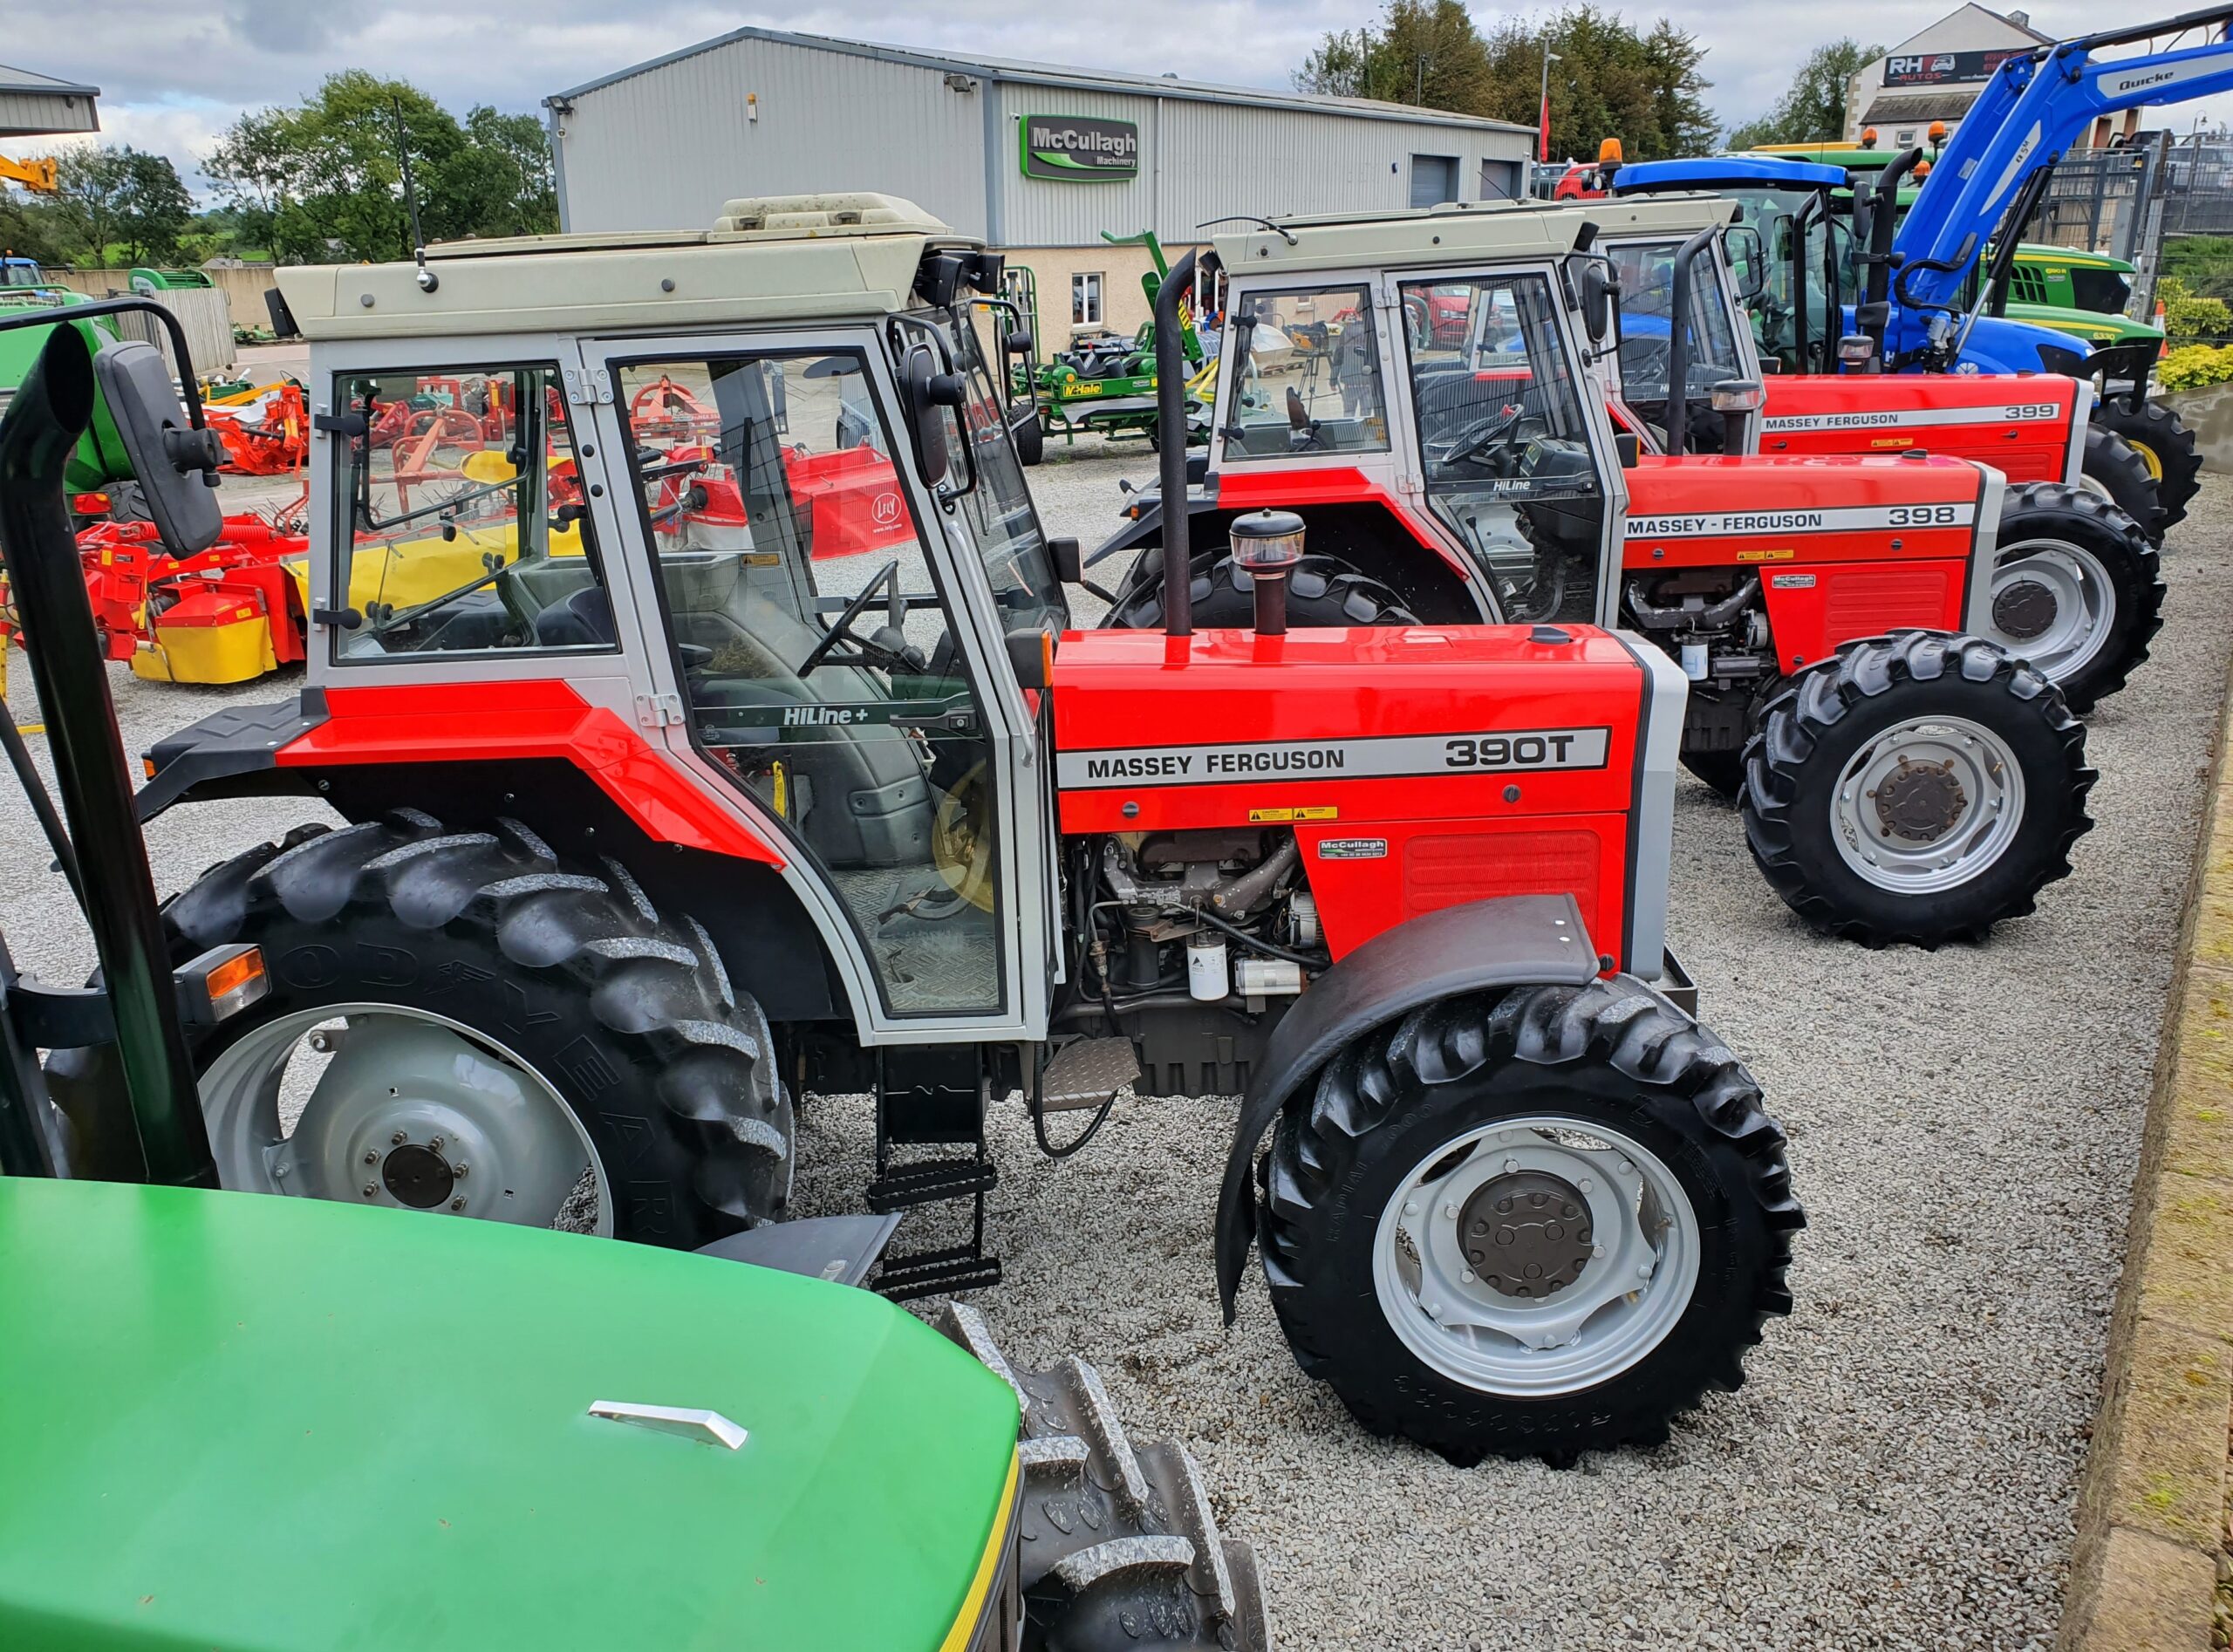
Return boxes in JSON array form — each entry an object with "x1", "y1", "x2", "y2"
[
  {"x1": 547, "y1": 26, "x2": 1533, "y2": 136},
  {"x1": 0, "y1": 61, "x2": 99, "y2": 139}
]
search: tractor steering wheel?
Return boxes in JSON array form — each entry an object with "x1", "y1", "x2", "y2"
[
  {"x1": 797, "y1": 559, "x2": 914, "y2": 678},
  {"x1": 1427, "y1": 404, "x2": 1531, "y2": 474}
]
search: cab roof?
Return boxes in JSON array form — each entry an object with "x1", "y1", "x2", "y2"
[
  {"x1": 1613, "y1": 156, "x2": 1847, "y2": 191},
  {"x1": 274, "y1": 193, "x2": 978, "y2": 343},
  {"x1": 1216, "y1": 192, "x2": 1736, "y2": 276}
]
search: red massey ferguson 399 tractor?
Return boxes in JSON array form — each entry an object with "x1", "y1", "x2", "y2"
[
  {"x1": 93, "y1": 195, "x2": 1800, "y2": 1465},
  {"x1": 1096, "y1": 199, "x2": 2111, "y2": 949}
]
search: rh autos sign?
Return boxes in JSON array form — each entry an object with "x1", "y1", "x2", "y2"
[{"x1": 1021, "y1": 114, "x2": 1140, "y2": 181}]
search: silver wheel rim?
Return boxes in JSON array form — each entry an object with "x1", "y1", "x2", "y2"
[
  {"x1": 1986, "y1": 538, "x2": 2114, "y2": 681},
  {"x1": 197, "y1": 1002, "x2": 612, "y2": 1235},
  {"x1": 1829, "y1": 713, "x2": 2025, "y2": 894},
  {"x1": 2076, "y1": 470, "x2": 2113, "y2": 504},
  {"x1": 1370, "y1": 1115, "x2": 1701, "y2": 1396}
]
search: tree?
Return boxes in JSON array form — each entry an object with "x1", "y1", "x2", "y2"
[
  {"x1": 1295, "y1": 3, "x2": 1717, "y2": 164},
  {"x1": 207, "y1": 72, "x2": 558, "y2": 265},
  {"x1": 43, "y1": 146, "x2": 192, "y2": 266},
  {"x1": 1724, "y1": 39, "x2": 1882, "y2": 150}
]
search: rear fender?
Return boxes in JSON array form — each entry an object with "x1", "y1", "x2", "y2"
[
  {"x1": 1756, "y1": 373, "x2": 2078, "y2": 486},
  {"x1": 1212, "y1": 892, "x2": 1599, "y2": 1321}
]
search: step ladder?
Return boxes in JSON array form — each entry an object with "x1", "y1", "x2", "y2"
[{"x1": 867, "y1": 1045, "x2": 1001, "y2": 1300}]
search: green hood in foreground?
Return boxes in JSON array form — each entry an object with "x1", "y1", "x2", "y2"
[{"x1": 0, "y1": 1178, "x2": 1018, "y2": 1650}]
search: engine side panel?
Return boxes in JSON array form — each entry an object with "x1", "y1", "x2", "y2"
[
  {"x1": 1623, "y1": 454, "x2": 1981, "y2": 668},
  {"x1": 1755, "y1": 373, "x2": 2079, "y2": 484},
  {"x1": 1052, "y1": 625, "x2": 1649, "y2": 969}
]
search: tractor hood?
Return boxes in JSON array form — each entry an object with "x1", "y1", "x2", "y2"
[{"x1": 0, "y1": 1178, "x2": 1017, "y2": 1651}]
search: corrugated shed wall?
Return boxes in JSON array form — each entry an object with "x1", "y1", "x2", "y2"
[
  {"x1": 0, "y1": 90, "x2": 98, "y2": 136},
  {"x1": 993, "y1": 83, "x2": 1529, "y2": 246},
  {"x1": 558, "y1": 38, "x2": 987, "y2": 236}
]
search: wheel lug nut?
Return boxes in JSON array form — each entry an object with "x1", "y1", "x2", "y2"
[
  {"x1": 454, "y1": 1164, "x2": 468, "y2": 1178},
  {"x1": 1503, "y1": 1157, "x2": 1519, "y2": 1173},
  {"x1": 1403, "y1": 1200, "x2": 1417, "y2": 1216},
  {"x1": 391, "y1": 1131, "x2": 406, "y2": 1146},
  {"x1": 1460, "y1": 1268, "x2": 1476, "y2": 1283},
  {"x1": 363, "y1": 1150, "x2": 377, "y2": 1164},
  {"x1": 1578, "y1": 1178, "x2": 1593, "y2": 1193},
  {"x1": 450, "y1": 1197, "x2": 467, "y2": 1212},
  {"x1": 1594, "y1": 1244, "x2": 1607, "y2": 1258},
  {"x1": 1442, "y1": 1202, "x2": 1458, "y2": 1219},
  {"x1": 430, "y1": 1136, "x2": 445, "y2": 1150},
  {"x1": 361, "y1": 1184, "x2": 377, "y2": 1198}
]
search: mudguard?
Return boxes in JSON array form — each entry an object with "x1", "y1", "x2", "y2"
[
  {"x1": 1212, "y1": 891, "x2": 1600, "y2": 1321},
  {"x1": 1086, "y1": 488, "x2": 1223, "y2": 569}
]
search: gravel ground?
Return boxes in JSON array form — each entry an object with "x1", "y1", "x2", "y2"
[{"x1": 3, "y1": 434, "x2": 2227, "y2": 1650}]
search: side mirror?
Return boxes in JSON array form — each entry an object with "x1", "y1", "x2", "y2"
[
  {"x1": 1709, "y1": 379, "x2": 1765, "y2": 413},
  {"x1": 1047, "y1": 536, "x2": 1082, "y2": 584},
  {"x1": 92, "y1": 340, "x2": 222, "y2": 555},
  {"x1": 1724, "y1": 226, "x2": 1768, "y2": 302},
  {"x1": 901, "y1": 343, "x2": 955, "y2": 490},
  {"x1": 1615, "y1": 431, "x2": 1641, "y2": 469},
  {"x1": 1576, "y1": 263, "x2": 1615, "y2": 345}
]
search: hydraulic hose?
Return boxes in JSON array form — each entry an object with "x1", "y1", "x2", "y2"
[{"x1": 0, "y1": 324, "x2": 219, "y2": 1188}]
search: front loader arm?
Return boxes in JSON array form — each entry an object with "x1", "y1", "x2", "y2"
[{"x1": 1896, "y1": 8, "x2": 2233, "y2": 320}]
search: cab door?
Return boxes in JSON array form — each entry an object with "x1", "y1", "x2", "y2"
[{"x1": 573, "y1": 329, "x2": 1045, "y2": 1041}]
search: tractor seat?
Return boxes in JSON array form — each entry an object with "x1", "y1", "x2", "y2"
[{"x1": 533, "y1": 586, "x2": 616, "y2": 648}]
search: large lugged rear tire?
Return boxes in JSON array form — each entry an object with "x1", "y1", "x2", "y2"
[
  {"x1": 939, "y1": 1303, "x2": 1273, "y2": 1652},
  {"x1": 1986, "y1": 481, "x2": 2161, "y2": 713},
  {"x1": 1742, "y1": 632, "x2": 2094, "y2": 947},
  {"x1": 2096, "y1": 397, "x2": 2202, "y2": 529},
  {"x1": 161, "y1": 811, "x2": 792, "y2": 1248},
  {"x1": 1256, "y1": 980, "x2": 1801, "y2": 1465},
  {"x1": 1107, "y1": 551, "x2": 1419, "y2": 630},
  {"x1": 2079, "y1": 422, "x2": 2166, "y2": 543}
]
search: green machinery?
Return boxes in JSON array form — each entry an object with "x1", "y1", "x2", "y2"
[
  {"x1": 0, "y1": 313, "x2": 1268, "y2": 1652},
  {"x1": 0, "y1": 258, "x2": 130, "y2": 494},
  {"x1": 1005, "y1": 230, "x2": 1204, "y2": 448}
]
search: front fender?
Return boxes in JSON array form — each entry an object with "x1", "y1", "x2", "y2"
[
  {"x1": 1084, "y1": 491, "x2": 1225, "y2": 570},
  {"x1": 1212, "y1": 892, "x2": 1600, "y2": 1321}
]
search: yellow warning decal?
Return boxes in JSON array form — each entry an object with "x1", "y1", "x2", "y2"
[
  {"x1": 1870, "y1": 435, "x2": 1915, "y2": 447},
  {"x1": 1735, "y1": 547, "x2": 1796, "y2": 562},
  {"x1": 1249, "y1": 805, "x2": 1339, "y2": 823}
]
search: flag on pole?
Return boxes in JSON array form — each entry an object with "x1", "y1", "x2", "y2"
[{"x1": 1539, "y1": 90, "x2": 1549, "y2": 160}]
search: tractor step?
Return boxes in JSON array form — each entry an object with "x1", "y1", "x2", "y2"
[
  {"x1": 875, "y1": 1243, "x2": 1005, "y2": 1300},
  {"x1": 864, "y1": 1155, "x2": 999, "y2": 1212},
  {"x1": 867, "y1": 1046, "x2": 1000, "y2": 1300}
]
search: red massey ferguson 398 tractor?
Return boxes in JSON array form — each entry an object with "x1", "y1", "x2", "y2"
[
  {"x1": 97, "y1": 195, "x2": 1800, "y2": 1465},
  {"x1": 1096, "y1": 199, "x2": 2112, "y2": 949}
]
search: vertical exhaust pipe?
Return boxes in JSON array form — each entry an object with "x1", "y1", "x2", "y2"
[
  {"x1": 1155, "y1": 248, "x2": 1199, "y2": 637},
  {"x1": 1662, "y1": 224, "x2": 1715, "y2": 456}
]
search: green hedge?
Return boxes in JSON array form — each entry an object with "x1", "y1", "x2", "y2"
[
  {"x1": 2156, "y1": 277, "x2": 2233, "y2": 345},
  {"x1": 2158, "y1": 344, "x2": 2233, "y2": 392}
]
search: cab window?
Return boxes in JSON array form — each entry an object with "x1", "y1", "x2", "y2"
[
  {"x1": 331, "y1": 363, "x2": 611, "y2": 659},
  {"x1": 1223, "y1": 284, "x2": 1388, "y2": 459},
  {"x1": 615, "y1": 351, "x2": 1003, "y2": 1018},
  {"x1": 1398, "y1": 272, "x2": 1605, "y2": 625},
  {"x1": 1608, "y1": 240, "x2": 1745, "y2": 451}
]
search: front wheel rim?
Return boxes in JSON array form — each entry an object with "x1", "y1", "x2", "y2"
[
  {"x1": 196, "y1": 1002, "x2": 613, "y2": 1235},
  {"x1": 1829, "y1": 713, "x2": 2026, "y2": 894},
  {"x1": 1987, "y1": 538, "x2": 2114, "y2": 681},
  {"x1": 1370, "y1": 1115, "x2": 1702, "y2": 1397}
]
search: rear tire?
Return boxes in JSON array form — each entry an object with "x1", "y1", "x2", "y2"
[
  {"x1": 1742, "y1": 631, "x2": 2093, "y2": 947},
  {"x1": 1107, "y1": 551, "x2": 1420, "y2": 630},
  {"x1": 938, "y1": 1303, "x2": 1273, "y2": 1651},
  {"x1": 160, "y1": 811, "x2": 792, "y2": 1247},
  {"x1": 1987, "y1": 481, "x2": 2161, "y2": 713},
  {"x1": 1257, "y1": 980, "x2": 1801, "y2": 1464},
  {"x1": 2096, "y1": 397, "x2": 2202, "y2": 529},
  {"x1": 2079, "y1": 422, "x2": 2166, "y2": 543}
]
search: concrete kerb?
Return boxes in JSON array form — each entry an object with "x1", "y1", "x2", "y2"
[{"x1": 2062, "y1": 641, "x2": 2233, "y2": 1652}]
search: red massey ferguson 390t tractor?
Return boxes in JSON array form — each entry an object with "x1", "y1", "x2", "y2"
[
  {"x1": 1096, "y1": 199, "x2": 2109, "y2": 949},
  {"x1": 94, "y1": 195, "x2": 1799, "y2": 1465}
]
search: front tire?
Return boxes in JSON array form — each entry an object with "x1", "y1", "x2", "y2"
[
  {"x1": 1259, "y1": 980, "x2": 1801, "y2": 1464},
  {"x1": 160, "y1": 812, "x2": 793, "y2": 1247},
  {"x1": 1106, "y1": 551, "x2": 1419, "y2": 630},
  {"x1": 1985, "y1": 481, "x2": 2161, "y2": 713},
  {"x1": 1742, "y1": 631, "x2": 2093, "y2": 947},
  {"x1": 2095, "y1": 397, "x2": 2202, "y2": 529},
  {"x1": 2079, "y1": 422, "x2": 2166, "y2": 543},
  {"x1": 1011, "y1": 407, "x2": 1045, "y2": 467}
]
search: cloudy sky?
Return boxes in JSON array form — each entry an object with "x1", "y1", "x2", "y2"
[{"x1": 5, "y1": 0, "x2": 2230, "y2": 192}]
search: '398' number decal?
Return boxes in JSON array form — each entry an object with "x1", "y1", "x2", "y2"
[{"x1": 1887, "y1": 505, "x2": 1963, "y2": 526}]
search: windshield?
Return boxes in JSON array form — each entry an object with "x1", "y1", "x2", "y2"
[
  {"x1": 938, "y1": 307, "x2": 1067, "y2": 642},
  {"x1": 1704, "y1": 185, "x2": 1840, "y2": 372},
  {"x1": 1609, "y1": 239, "x2": 1745, "y2": 414},
  {"x1": 1, "y1": 262, "x2": 46, "y2": 288}
]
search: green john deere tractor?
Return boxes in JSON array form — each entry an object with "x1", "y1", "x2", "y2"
[{"x1": 0, "y1": 311, "x2": 1270, "y2": 1652}]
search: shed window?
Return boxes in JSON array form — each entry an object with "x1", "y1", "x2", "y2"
[{"x1": 1072, "y1": 272, "x2": 1103, "y2": 327}]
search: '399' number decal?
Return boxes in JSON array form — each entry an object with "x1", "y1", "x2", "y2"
[{"x1": 1888, "y1": 505, "x2": 1963, "y2": 526}]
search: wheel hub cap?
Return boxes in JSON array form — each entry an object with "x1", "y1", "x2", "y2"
[
  {"x1": 1460, "y1": 1171, "x2": 1595, "y2": 1299},
  {"x1": 380, "y1": 1140, "x2": 458, "y2": 1209},
  {"x1": 1873, "y1": 758, "x2": 1968, "y2": 843},
  {"x1": 1991, "y1": 577, "x2": 2057, "y2": 641}
]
